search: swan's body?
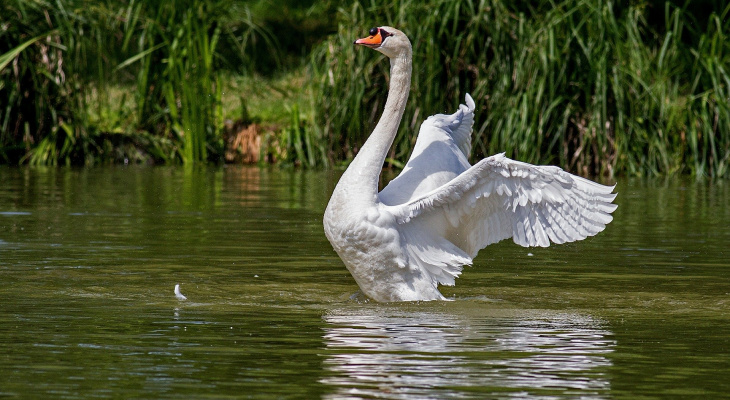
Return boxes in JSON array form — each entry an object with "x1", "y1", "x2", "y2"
[{"x1": 323, "y1": 27, "x2": 617, "y2": 302}]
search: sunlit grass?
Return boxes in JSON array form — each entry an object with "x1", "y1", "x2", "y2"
[{"x1": 221, "y1": 71, "x2": 313, "y2": 126}]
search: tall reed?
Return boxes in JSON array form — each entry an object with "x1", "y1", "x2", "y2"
[
  {"x1": 309, "y1": 0, "x2": 730, "y2": 178},
  {"x1": 116, "y1": 0, "x2": 225, "y2": 163},
  {"x1": 0, "y1": 0, "x2": 176, "y2": 165},
  {"x1": 0, "y1": 0, "x2": 87, "y2": 165},
  {"x1": 1, "y1": 0, "x2": 280, "y2": 165}
]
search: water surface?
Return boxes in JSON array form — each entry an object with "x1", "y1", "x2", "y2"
[{"x1": 0, "y1": 166, "x2": 728, "y2": 398}]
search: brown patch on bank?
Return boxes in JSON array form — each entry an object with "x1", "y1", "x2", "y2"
[{"x1": 224, "y1": 121, "x2": 261, "y2": 164}]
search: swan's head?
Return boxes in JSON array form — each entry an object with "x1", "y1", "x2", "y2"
[{"x1": 354, "y1": 26, "x2": 411, "y2": 58}]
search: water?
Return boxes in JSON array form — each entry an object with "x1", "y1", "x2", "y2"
[{"x1": 0, "y1": 166, "x2": 728, "y2": 399}]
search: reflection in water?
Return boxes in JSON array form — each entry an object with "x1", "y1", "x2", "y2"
[{"x1": 321, "y1": 306, "x2": 614, "y2": 399}]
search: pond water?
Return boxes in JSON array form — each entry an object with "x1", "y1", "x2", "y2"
[{"x1": 0, "y1": 166, "x2": 728, "y2": 399}]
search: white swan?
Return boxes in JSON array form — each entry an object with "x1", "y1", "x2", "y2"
[{"x1": 323, "y1": 27, "x2": 617, "y2": 302}]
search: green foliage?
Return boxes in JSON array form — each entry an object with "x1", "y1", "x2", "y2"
[
  {"x1": 119, "y1": 0, "x2": 225, "y2": 163},
  {"x1": 310, "y1": 0, "x2": 730, "y2": 177},
  {"x1": 2, "y1": 0, "x2": 729, "y2": 177},
  {"x1": 0, "y1": 0, "x2": 290, "y2": 165},
  {"x1": 280, "y1": 104, "x2": 326, "y2": 167},
  {"x1": 0, "y1": 1, "x2": 78, "y2": 164}
]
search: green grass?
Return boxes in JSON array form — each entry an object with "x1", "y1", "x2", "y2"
[{"x1": 222, "y1": 72, "x2": 312, "y2": 126}]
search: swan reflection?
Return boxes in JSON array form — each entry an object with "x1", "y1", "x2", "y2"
[{"x1": 321, "y1": 306, "x2": 614, "y2": 399}]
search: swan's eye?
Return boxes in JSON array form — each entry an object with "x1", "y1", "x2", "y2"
[
  {"x1": 369, "y1": 27, "x2": 378, "y2": 36},
  {"x1": 379, "y1": 29, "x2": 392, "y2": 39}
]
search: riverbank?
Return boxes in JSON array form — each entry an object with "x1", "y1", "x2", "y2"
[{"x1": 2, "y1": 0, "x2": 729, "y2": 178}]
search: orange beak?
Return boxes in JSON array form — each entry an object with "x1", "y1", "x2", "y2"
[{"x1": 354, "y1": 31, "x2": 384, "y2": 48}]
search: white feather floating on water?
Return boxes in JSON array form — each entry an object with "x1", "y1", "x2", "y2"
[{"x1": 174, "y1": 284, "x2": 187, "y2": 301}]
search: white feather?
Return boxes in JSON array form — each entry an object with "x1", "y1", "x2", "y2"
[{"x1": 174, "y1": 284, "x2": 187, "y2": 301}]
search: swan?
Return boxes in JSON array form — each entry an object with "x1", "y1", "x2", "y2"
[{"x1": 323, "y1": 26, "x2": 617, "y2": 302}]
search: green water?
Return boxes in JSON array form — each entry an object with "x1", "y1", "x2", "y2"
[{"x1": 0, "y1": 166, "x2": 728, "y2": 399}]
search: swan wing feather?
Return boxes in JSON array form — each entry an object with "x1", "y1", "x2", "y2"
[
  {"x1": 420, "y1": 93, "x2": 475, "y2": 159},
  {"x1": 379, "y1": 94, "x2": 475, "y2": 205},
  {"x1": 387, "y1": 153, "x2": 618, "y2": 262}
]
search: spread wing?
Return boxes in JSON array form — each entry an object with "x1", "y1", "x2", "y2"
[
  {"x1": 379, "y1": 94, "x2": 475, "y2": 206},
  {"x1": 384, "y1": 153, "x2": 617, "y2": 285}
]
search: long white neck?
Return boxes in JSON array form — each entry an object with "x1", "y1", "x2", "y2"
[{"x1": 340, "y1": 49, "x2": 412, "y2": 204}]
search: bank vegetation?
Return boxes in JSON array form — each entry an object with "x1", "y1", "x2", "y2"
[{"x1": 1, "y1": 0, "x2": 729, "y2": 178}]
